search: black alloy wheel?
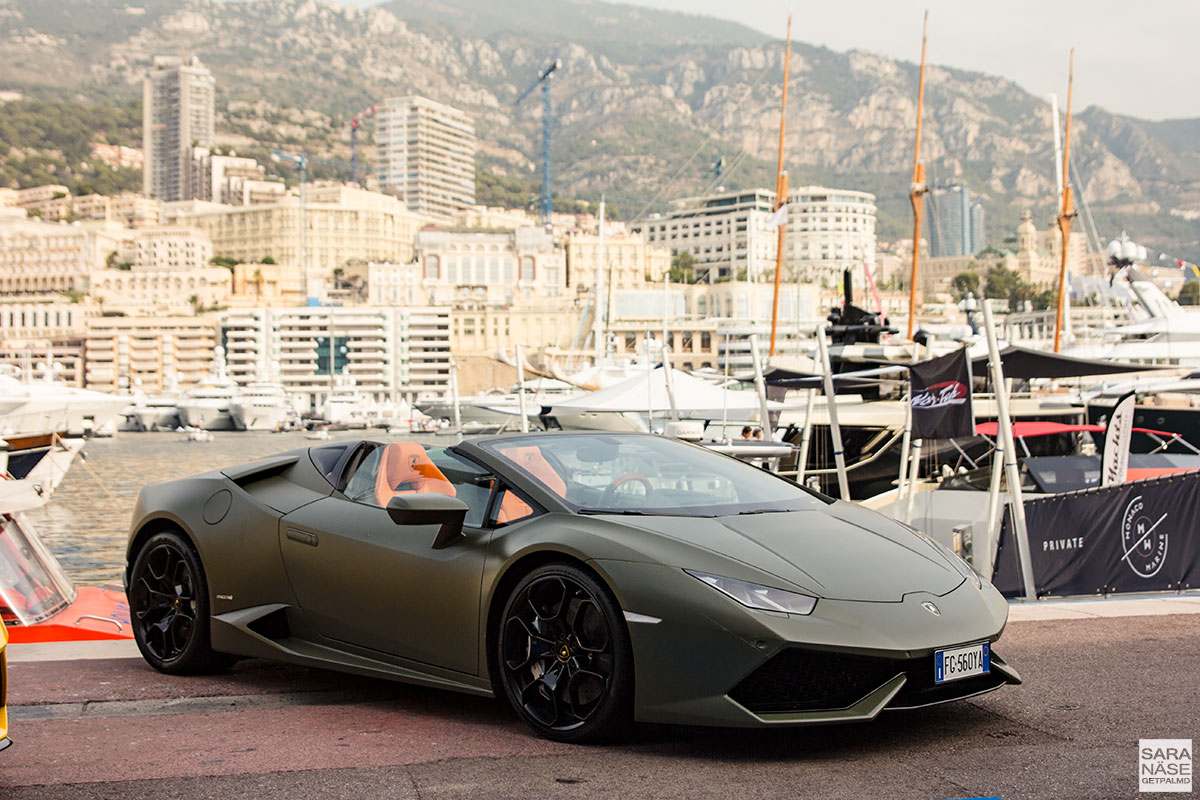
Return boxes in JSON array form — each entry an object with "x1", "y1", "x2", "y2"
[
  {"x1": 128, "y1": 531, "x2": 231, "y2": 674},
  {"x1": 497, "y1": 563, "x2": 633, "y2": 742}
]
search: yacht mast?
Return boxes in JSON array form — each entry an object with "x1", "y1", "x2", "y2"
[
  {"x1": 905, "y1": 11, "x2": 929, "y2": 341},
  {"x1": 768, "y1": 12, "x2": 793, "y2": 357},
  {"x1": 1053, "y1": 50, "x2": 1077, "y2": 353},
  {"x1": 593, "y1": 196, "x2": 606, "y2": 365}
]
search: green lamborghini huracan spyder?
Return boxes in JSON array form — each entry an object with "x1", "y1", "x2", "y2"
[{"x1": 125, "y1": 432, "x2": 1020, "y2": 742}]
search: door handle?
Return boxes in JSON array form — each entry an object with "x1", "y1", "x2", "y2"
[{"x1": 286, "y1": 528, "x2": 319, "y2": 547}]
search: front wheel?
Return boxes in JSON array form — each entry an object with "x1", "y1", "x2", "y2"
[
  {"x1": 496, "y1": 563, "x2": 634, "y2": 742},
  {"x1": 128, "y1": 530, "x2": 232, "y2": 674}
]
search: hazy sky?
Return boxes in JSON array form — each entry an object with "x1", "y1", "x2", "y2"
[{"x1": 623, "y1": 0, "x2": 1197, "y2": 120}]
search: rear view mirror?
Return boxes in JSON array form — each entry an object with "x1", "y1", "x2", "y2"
[{"x1": 386, "y1": 494, "x2": 469, "y2": 549}]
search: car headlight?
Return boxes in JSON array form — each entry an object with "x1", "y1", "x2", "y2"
[{"x1": 685, "y1": 570, "x2": 817, "y2": 615}]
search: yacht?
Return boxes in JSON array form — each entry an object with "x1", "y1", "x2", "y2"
[
  {"x1": 321, "y1": 375, "x2": 373, "y2": 429},
  {"x1": 0, "y1": 365, "x2": 126, "y2": 470},
  {"x1": 122, "y1": 374, "x2": 184, "y2": 432},
  {"x1": 176, "y1": 347, "x2": 240, "y2": 431},
  {"x1": 230, "y1": 381, "x2": 298, "y2": 431}
]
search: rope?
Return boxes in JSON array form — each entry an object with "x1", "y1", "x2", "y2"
[{"x1": 55, "y1": 432, "x2": 122, "y2": 504}]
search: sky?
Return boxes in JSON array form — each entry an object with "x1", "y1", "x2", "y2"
[{"x1": 624, "y1": 0, "x2": 1198, "y2": 121}]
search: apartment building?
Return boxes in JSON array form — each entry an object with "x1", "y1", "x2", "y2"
[
  {"x1": 563, "y1": 231, "x2": 670, "y2": 294},
  {"x1": 413, "y1": 226, "x2": 565, "y2": 306},
  {"x1": 117, "y1": 225, "x2": 213, "y2": 270},
  {"x1": 219, "y1": 305, "x2": 452, "y2": 409},
  {"x1": 84, "y1": 314, "x2": 220, "y2": 391},
  {"x1": 90, "y1": 266, "x2": 232, "y2": 310},
  {"x1": 784, "y1": 186, "x2": 877, "y2": 284},
  {"x1": 376, "y1": 96, "x2": 476, "y2": 220},
  {"x1": 0, "y1": 300, "x2": 98, "y2": 386},
  {"x1": 633, "y1": 186, "x2": 877, "y2": 287},
  {"x1": 0, "y1": 217, "x2": 127, "y2": 295},
  {"x1": 633, "y1": 189, "x2": 776, "y2": 283},
  {"x1": 166, "y1": 186, "x2": 427, "y2": 296},
  {"x1": 143, "y1": 56, "x2": 216, "y2": 202}
]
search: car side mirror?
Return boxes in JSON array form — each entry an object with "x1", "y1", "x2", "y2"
[{"x1": 386, "y1": 494, "x2": 469, "y2": 549}]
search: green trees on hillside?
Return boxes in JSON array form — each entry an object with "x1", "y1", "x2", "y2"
[{"x1": 0, "y1": 97, "x2": 142, "y2": 195}]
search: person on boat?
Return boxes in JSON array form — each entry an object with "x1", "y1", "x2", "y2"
[{"x1": 741, "y1": 426, "x2": 754, "y2": 440}]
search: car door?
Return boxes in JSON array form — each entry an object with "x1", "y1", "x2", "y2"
[{"x1": 278, "y1": 443, "x2": 497, "y2": 675}]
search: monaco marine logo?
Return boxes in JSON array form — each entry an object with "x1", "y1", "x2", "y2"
[
  {"x1": 910, "y1": 381, "x2": 969, "y2": 409},
  {"x1": 1121, "y1": 495, "x2": 1169, "y2": 579}
]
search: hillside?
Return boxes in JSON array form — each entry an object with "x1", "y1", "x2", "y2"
[{"x1": 0, "y1": 0, "x2": 1196, "y2": 263}]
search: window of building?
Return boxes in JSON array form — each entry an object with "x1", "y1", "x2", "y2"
[
  {"x1": 424, "y1": 255, "x2": 440, "y2": 280},
  {"x1": 520, "y1": 256, "x2": 535, "y2": 282}
]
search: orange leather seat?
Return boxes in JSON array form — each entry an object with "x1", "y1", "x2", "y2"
[
  {"x1": 374, "y1": 443, "x2": 456, "y2": 507},
  {"x1": 496, "y1": 491, "x2": 534, "y2": 524},
  {"x1": 503, "y1": 445, "x2": 567, "y2": 497}
]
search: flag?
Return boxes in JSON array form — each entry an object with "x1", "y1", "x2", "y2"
[
  {"x1": 908, "y1": 346, "x2": 974, "y2": 439},
  {"x1": 767, "y1": 203, "x2": 789, "y2": 227},
  {"x1": 1101, "y1": 391, "x2": 1136, "y2": 486}
]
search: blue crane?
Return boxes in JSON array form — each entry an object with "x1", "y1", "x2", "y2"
[
  {"x1": 514, "y1": 57, "x2": 562, "y2": 227},
  {"x1": 270, "y1": 150, "x2": 317, "y2": 306}
]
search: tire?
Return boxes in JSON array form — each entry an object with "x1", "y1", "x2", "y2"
[
  {"x1": 127, "y1": 530, "x2": 233, "y2": 674},
  {"x1": 496, "y1": 562, "x2": 634, "y2": 743}
]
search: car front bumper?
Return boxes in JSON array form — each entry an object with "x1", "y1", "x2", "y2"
[{"x1": 592, "y1": 559, "x2": 1018, "y2": 727}]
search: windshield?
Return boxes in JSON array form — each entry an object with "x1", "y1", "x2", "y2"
[
  {"x1": 0, "y1": 512, "x2": 76, "y2": 626},
  {"x1": 482, "y1": 434, "x2": 826, "y2": 517}
]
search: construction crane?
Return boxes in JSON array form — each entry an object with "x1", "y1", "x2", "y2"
[
  {"x1": 345, "y1": 103, "x2": 377, "y2": 186},
  {"x1": 271, "y1": 150, "x2": 316, "y2": 306},
  {"x1": 514, "y1": 57, "x2": 562, "y2": 227}
]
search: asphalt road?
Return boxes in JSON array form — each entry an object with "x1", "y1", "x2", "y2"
[{"x1": 2, "y1": 614, "x2": 1197, "y2": 800}]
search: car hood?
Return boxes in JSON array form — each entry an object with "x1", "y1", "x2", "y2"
[{"x1": 606, "y1": 503, "x2": 963, "y2": 602}]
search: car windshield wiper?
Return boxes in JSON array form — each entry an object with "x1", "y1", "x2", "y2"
[{"x1": 578, "y1": 508, "x2": 657, "y2": 516}]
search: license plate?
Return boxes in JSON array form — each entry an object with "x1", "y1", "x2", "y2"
[{"x1": 934, "y1": 641, "x2": 990, "y2": 684}]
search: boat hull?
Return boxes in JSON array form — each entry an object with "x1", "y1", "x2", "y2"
[
  {"x1": 177, "y1": 402, "x2": 236, "y2": 431},
  {"x1": 230, "y1": 403, "x2": 295, "y2": 431}
]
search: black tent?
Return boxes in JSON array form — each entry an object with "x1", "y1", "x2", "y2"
[{"x1": 969, "y1": 345, "x2": 1166, "y2": 380}]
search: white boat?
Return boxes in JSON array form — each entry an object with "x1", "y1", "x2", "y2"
[
  {"x1": 230, "y1": 381, "x2": 298, "y2": 431},
  {"x1": 176, "y1": 347, "x2": 239, "y2": 431},
  {"x1": 0, "y1": 364, "x2": 127, "y2": 439},
  {"x1": 321, "y1": 376, "x2": 372, "y2": 429}
]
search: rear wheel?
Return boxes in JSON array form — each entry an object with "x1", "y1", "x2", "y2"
[
  {"x1": 497, "y1": 563, "x2": 633, "y2": 742},
  {"x1": 128, "y1": 531, "x2": 232, "y2": 674}
]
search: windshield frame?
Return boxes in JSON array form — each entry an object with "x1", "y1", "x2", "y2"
[
  {"x1": 476, "y1": 433, "x2": 830, "y2": 518},
  {"x1": 0, "y1": 512, "x2": 76, "y2": 627}
]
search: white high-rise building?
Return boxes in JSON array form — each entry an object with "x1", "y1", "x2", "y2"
[
  {"x1": 220, "y1": 305, "x2": 452, "y2": 410},
  {"x1": 632, "y1": 189, "x2": 777, "y2": 283},
  {"x1": 632, "y1": 186, "x2": 877, "y2": 287},
  {"x1": 143, "y1": 56, "x2": 216, "y2": 202},
  {"x1": 376, "y1": 96, "x2": 476, "y2": 220},
  {"x1": 784, "y1": 186, "x2": 877, "y2": 284}
]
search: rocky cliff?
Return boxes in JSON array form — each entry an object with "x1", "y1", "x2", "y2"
[{"x1": 1, "y1": 0, "x2": 1196, "y2": 261}]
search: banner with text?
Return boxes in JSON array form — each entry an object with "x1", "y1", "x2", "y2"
[
  {"x1": 992, "y1": 471, "x2": 1200, "y2": 597},
  {"x1": 908, "y1": 346, "x2": 974, "y2": 439}
]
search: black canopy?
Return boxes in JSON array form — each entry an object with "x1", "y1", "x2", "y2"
[{"x1": 970, "y1": 345, "x2": 1164, "y2": 380}]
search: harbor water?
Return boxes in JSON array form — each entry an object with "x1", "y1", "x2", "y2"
[{"x1": 27, "y1": 430, "x2": 443, "y2": 586}]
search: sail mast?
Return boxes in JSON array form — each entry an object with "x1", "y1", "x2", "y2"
[
  {"x1": 905, "y1": 11, "x2": 929, "y2": 341},
  {"x1": 768, "y1": 12, "x2": 793, "y2": 357},
  {"x1": 1053, "y1": 50, "x2": 1076, "y2": 353}
]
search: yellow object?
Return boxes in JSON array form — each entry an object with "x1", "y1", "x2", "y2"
[{"x1": 0, "y1": 616, "x2": 9, "y2": 751}]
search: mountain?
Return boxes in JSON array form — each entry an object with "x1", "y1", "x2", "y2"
[{"x1": 0, "y1": 0, "x2": 1197, "y2": 264}]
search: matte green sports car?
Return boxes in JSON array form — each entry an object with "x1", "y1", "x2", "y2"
[{"x1": 125, "y1": 432, "x2": 1020, "y2": 741}]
